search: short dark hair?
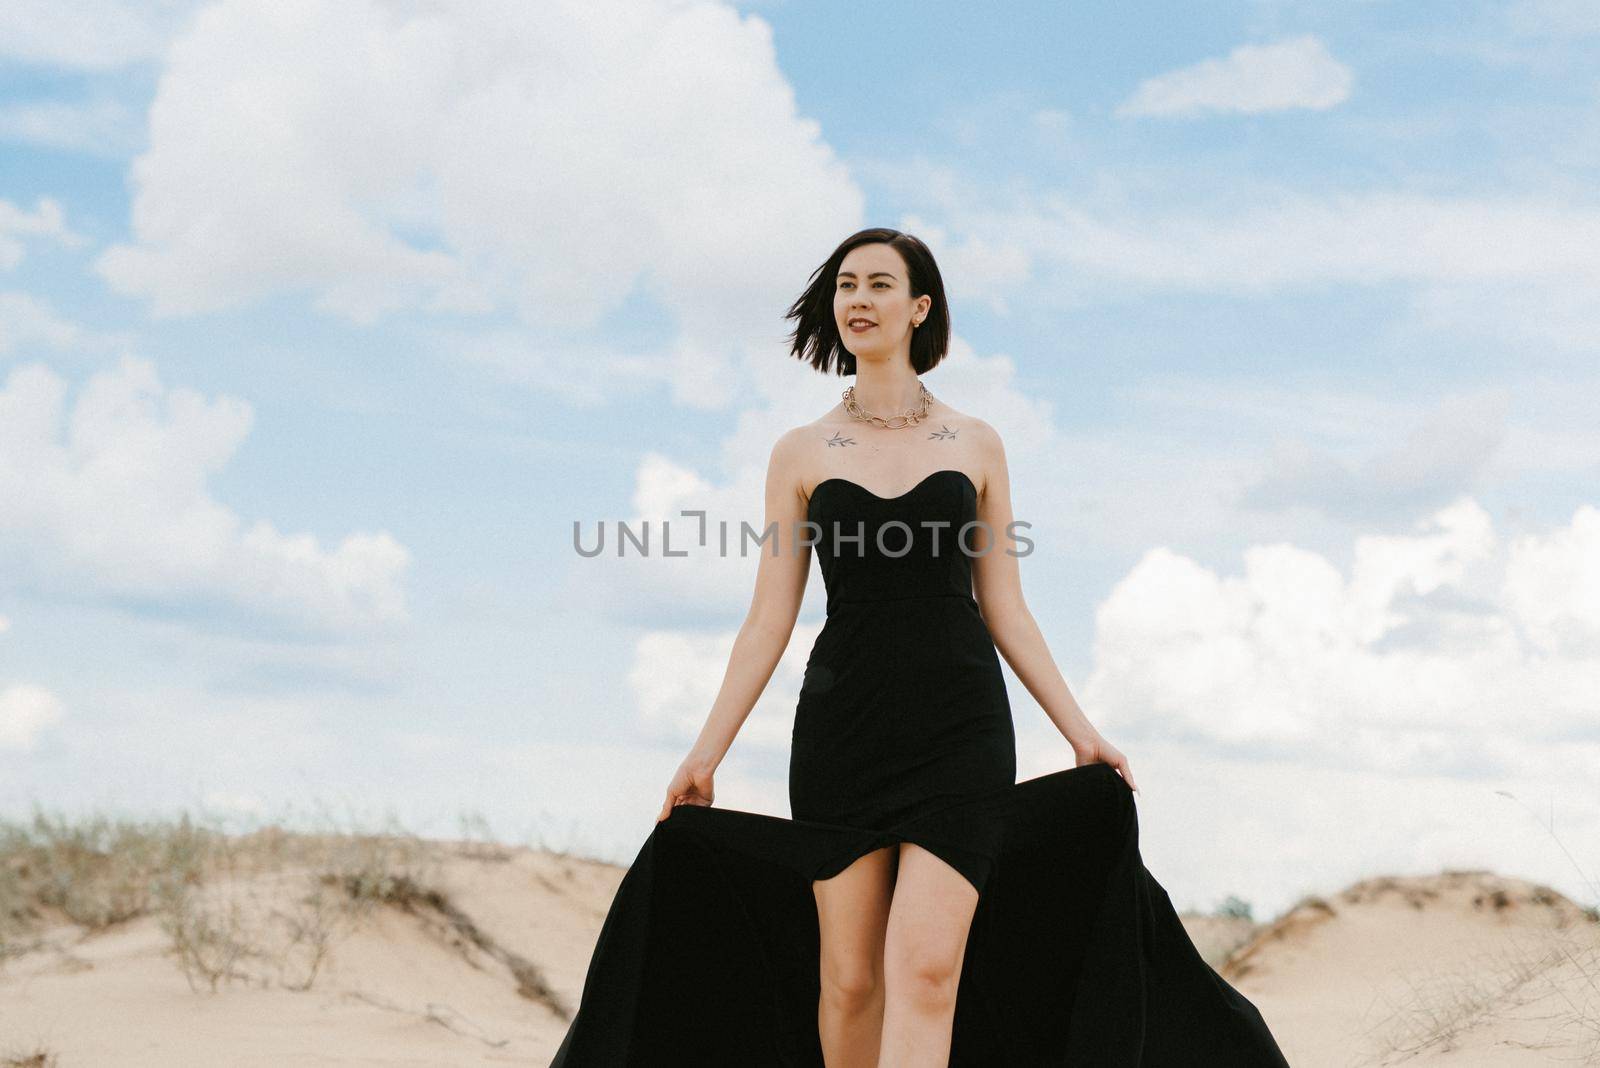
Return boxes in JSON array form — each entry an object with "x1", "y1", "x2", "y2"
[{"x1": 784, "y1": 227, "x2": 950, "y2": 376}]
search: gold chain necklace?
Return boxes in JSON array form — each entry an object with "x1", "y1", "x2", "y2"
[{"x1": 842, "y1": 382, "x2": 934, "y2": 430}]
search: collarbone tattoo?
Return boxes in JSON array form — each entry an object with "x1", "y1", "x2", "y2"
[{"x1": 822, "y1": 423, "x2": 958, "y2": 448}]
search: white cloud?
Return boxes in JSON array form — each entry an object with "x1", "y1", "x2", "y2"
[
  {"x1": 1239, "y1": 390, "x2": 1510, "y2": 523},
  {"x1": 1503, "y1": 505, "x2": 1600, "y2": 656},
  {"x1": 1407, "y1": 275, "x2": 1600, "y2": 353},
  {"x1": 0, "y1": 97, "x2": 142, "y2": 157},
  {"x1": 0, "y1": 616, "x2": 65, "y2": 752},
  {"x1": 0, "y1": 1, "x2": 203, "y2": 69},
  {"x1": 0, "y1": 201, "x2": 132, "y2": 349},
  {"x1": 0, "y1": 683, "x2": 64, "y2": 751},
  {"x1": 887, "y1": 180, "x2": 1600, "y2": 348},
  {"x1": 630, "y1": 622, "x2": 816, "y2": 752},
  {"x1": 1125, "y1": 373, "x2": 1600, "y2": 497},
  {"x1": 95, "y1": 0, "x2": 862, "y2": 408},
  {"x1": 1115, "y1": 35, "x2": 1353, "y2": 118},
  {"x1": 1067, "y1": 737, "x2": 1600, "y2": 920},
  {"x1": 0, "y1": 196, "x2": 84, "y2": 270},
  {"x1": 1084, "y1": 496, "x2": 1600, "y2": 770},
  {"x1": 0, "y1": 292, "x2": 86, "y2": 354},
  {"x1": 901, "y1": 214, "x2": 1035, "y2": 318},
  {"x1": 1035, "y1": 192, "x2": 1600, "y2": 293},
  {"x1": 435, "y1": 326, "x2": 663, "y2": 410},
  {"x1": 0, "y1": 357, "x2": 411, "y2": 634}
]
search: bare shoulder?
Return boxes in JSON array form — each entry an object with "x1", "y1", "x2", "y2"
[
  {"x1": 950, "y1": 411, "x2": 1002, "y2": 449},
  {"x1": 765, "y1": 423, "x2": 823, "y2": 496},
  {"x1": 939, "y1": 409, "x2": 1004, "y2": 461},
  {"x1": 771, "y1": 417, "x2": 840, "y2": 456},
  {"x1": 784, "y1": 409, "x2": 859, "y2": 451},
  {"x1": 767, "y1": 425, "x2": 808, "y2": 468}
]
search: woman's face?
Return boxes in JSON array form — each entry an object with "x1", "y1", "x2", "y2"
[{"x1": 833, "y1": 243, "x2": 929, "y2": 360}]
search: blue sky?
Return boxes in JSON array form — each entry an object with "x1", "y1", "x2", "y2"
[{"x1": 1, "y1": 0, "x2": 1597, "y2": 919}]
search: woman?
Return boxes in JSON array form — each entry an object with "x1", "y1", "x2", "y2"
[{"x1": 551, "y1": 229, "x2": 1288, "y2": 1067}]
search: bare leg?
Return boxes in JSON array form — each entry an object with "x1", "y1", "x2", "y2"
[
  {"x1": 813, "y1": 845, "x2": 898, "y2": 1067},
  {"x1": 878, "y1": 842, "x2": 980, "y2": 1066}
]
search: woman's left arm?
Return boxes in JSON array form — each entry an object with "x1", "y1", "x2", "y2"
[{"x1": 968, "y1": 422, "x2": 1139, "y2": 793}]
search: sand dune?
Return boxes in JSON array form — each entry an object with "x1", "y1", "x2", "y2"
[
  {"x1": 2, "y1": 824, "x2": 1596, "y2": 1066},
  {"x1": 1223, "y1": 870, "x2": 1600, "y2": 1066}
]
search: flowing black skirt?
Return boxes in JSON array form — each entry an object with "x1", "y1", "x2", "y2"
[{"x1": 549, "y1": 761, "x2": 1289, "y2": 1066}]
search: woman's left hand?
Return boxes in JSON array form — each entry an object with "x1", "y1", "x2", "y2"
[{"x1": 1070, "y1": 731, "x2": 1139, "y2": 794}]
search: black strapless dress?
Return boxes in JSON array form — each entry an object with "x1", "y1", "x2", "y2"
[{"x1": 550, "y1": 468, "x2": 1289, "y2": 1067}]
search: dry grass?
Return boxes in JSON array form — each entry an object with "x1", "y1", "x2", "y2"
[
  {"x1": 1352, "y1": 793, "x2": 1600, "y2": 1064},
  {"x1": 0, "y1": 1049, "x2": 59, "y2": 1067},
  {"x1": 0, "y1": 801, "x2": 562, "y2": 1015},
  {"x1": 0, "y1": 809, "x2": 215, "y2": 937},
  {"x1": 1221, "y1": 894, "x2": 1339, "y2": 983},
  {"x1": 1356, "y1": 922, "x2": 1600, "y2": 1063}
]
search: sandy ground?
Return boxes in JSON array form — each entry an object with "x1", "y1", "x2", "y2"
[
  {"x1": 1225, "y1": 870, "x2": 1600, "y2": 1066},
  {"x1": 2, "y1": 834, "x2": 1596, "y2": 1066}
]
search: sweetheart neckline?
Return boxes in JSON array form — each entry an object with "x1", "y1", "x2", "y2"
[{"x1": 807, "y1": 467, "x2": 976, "y2": 506}]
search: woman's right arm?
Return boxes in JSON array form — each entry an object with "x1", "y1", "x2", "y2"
[{"x1": 657, "y1": 431, "x2": 813, "y2": 821}]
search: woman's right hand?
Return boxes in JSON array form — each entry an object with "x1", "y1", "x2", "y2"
[
  {"x1": 657, "y1": 760, "x2": 716, "y2": 822},
  {"x1": 1069, "y1": 729, "x2": 1139, "y2": 794}
]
